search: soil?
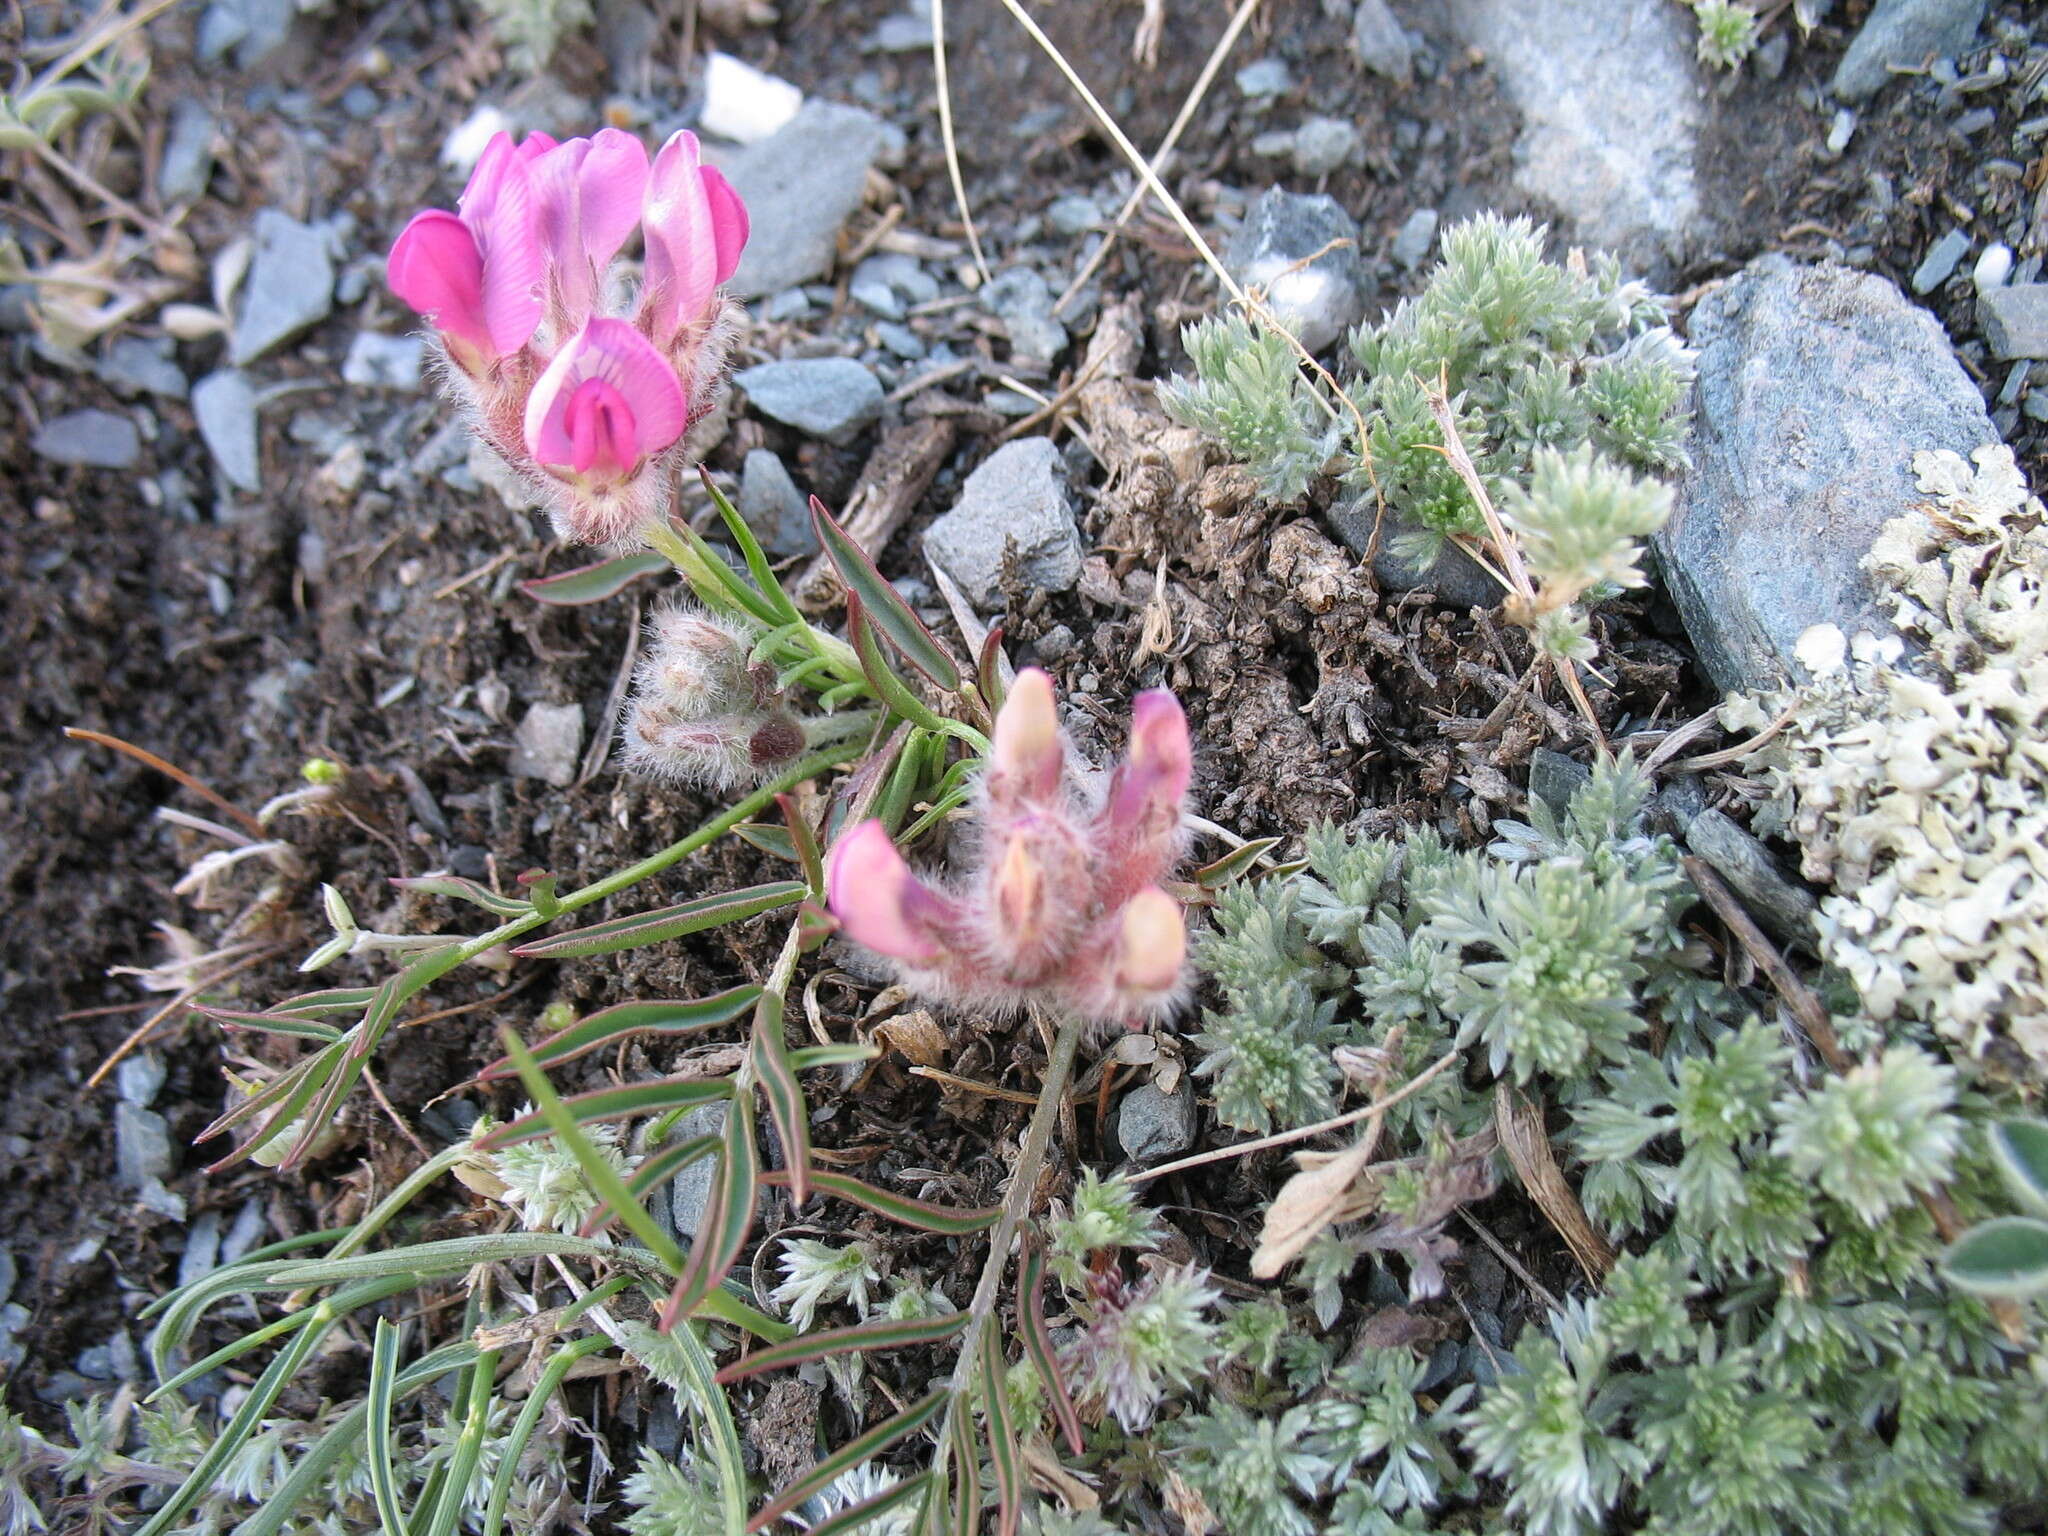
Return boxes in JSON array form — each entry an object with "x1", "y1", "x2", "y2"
[{"x1": 0, "y1": 0, "x2": 2034, "y2": 1513}]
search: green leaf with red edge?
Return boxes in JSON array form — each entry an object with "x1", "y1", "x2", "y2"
[
  {"x1": 779, "y1": 793, "x2": 825, "y2": 895},
  {"x1": 976, "y1": 624, "x2": 1008, "y2": 717},
  {"x1": 1990, "y1": 1119, "x2": 2048, "y2": 1217},
  {"x1": 476, "y1": 989, "x2": 761, "y2": 1080},
  {"x1": 732, "y1": 822, "x2": 800, "y2": 863},
  {"x1": 1017, "y1": 1234, "x2": 1085, "y2": 1454},
  {"x1": 390, "y1": 874, "x2": 533, "y2": 917},
  {"x1": 758, "y1": 1169, "x2": 999, "y2": 1234},
  {"x1": 702, "y1": 466, "x2": 801, "y2": 627},
  {"x1": 785, "y1": 1044, "x2": 880, "y2": 1072},
  {"x1": 803, "y1": 1473, "x2": 938, "y2": 1536},
  {"x1": 198, "y1": 1045, "x2": 338, "y2": 1154},
  {"x1": 847, "y1": 593, "x2": 950, "y2": 736},
  {"x1": 796, "y1": 900, "x2": 838, "y2": 953},
  {"x1": 578, "y1": 1135, "x2": 721, "y2": 1238},
  {"x1": 810, "y1": 495, "x2": 961, "y2": 690},
  {"x1": 266, "y1": 986, "x2": 380, "y2": 1018},
  {"x1": 750, "y1": 991, "x2": 811, "y2": 1208},
  {"x1": 197, "y1": 1006, "x2": 344, "y2": 1043},
  {"x1": 1193, "y1": 837, "x2": 1283, "y2": 889},
  {"x1": 948, "y1": 1390, "x2": 978, "y2": 1536},
  {"x1": 980, "y1": 1328, "x2": 1023, "y2": 1536},
  {"x1": 746, "y1": 1389, "x2": 948, "y2": 1535},
  {"x1": 479, "y1": 1078, "x2": 734, "y2": 1150},
  {"x1": 511, "y1": 882, "x2": 805, "y2": 959},
  {"x1": 521, "y1": 550, "x2": 670, "y2": 606},
  {"x1": 661, "y1": 1089, "x2": 758, "y2": 1329},
  {"x1": 714, "y1": 1310, "x2": 968, "y2": 1385}
]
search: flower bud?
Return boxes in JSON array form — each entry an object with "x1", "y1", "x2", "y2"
[
  {"x1": 825, "y1": 821, "x2": 960, "y2": 967},
  {"x1": 987, "y1": 667, "x2": 1065, "y2": 816}
]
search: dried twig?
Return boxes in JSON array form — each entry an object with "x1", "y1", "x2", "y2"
[
  {"x1": 1494, "y1": 1082, "x2": 1613, "y2": 1285},
  {"x1": 65, "y1": 726, "x2": 268, "y2": 839}
]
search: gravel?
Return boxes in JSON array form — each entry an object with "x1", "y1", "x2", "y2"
[
  {"x1": 1832, "y1": 0, "x2": 1989, "y2": 102},
  {"x1": 1225, "y1": 188, "x2": 1365, "y2": 353},
  {"x1": 922, "y1": 437, "x2": 1084, "y2": 607},
  {"x1": 509, "y1": 702, "x2": 585, "y2": 787},
  {"x1": 708, "y1": 101, "x2": 889, "y2": 298},
  {"x1": 32, "y1": 410, "x2": 140, "y2": 469},
  {"x1": 230, "y1": 209, "x2": 337, "y2": 365},
  {"x1": 1978, "y1": 283, "x2": 2048, "y2": 360},
  {"x1": 192, "y1": 370, "x2": 263, "y2": 493},
  {"x1": 733, "y1": 357, "x2": 884, "y2": 443},
  {"x1": 1911, "y1": 228, "x2": 1971, "y2": 293},
  {"x1": 738, "y1": 447, "x2": 818, "y2": 558}
]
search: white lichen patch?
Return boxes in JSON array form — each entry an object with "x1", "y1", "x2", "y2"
[{"x1": 1725, "y1": 445, "x2": 2048, "y2": 1073}]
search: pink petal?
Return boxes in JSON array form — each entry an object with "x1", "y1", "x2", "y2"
[
  {"x1": 386, "y1": 209, "x2": 488, "y2": 353},
  {"x1": 523, "y1": 318, "x2": 686, "y2": 473},
  {"x1": 459, "y1": 135, "x2": 544, "y2": 355},
  {"x1": 1107, "y1": 690, "x2": 1192, "y2": 833},
  {"x1": 988, "y1": 668, "x2": 1064, "y2": 809},
  {"x1": 577, "y1": 128, "x2": 650, "y2": 270},
  {"x1": 1111, "y1": 887, "x2": 1185, "y2": 996},
  {"x1": 641, "y1": 131, "x2": 717, "y2": 345},
  {"x1": 515, "y1": 131, "x2": 560, "y2": 162},
  {"x1": 529, "y1": 131, "x2": 651, "y2": 327},
  {"x1": 700, "y1": 166, "x2": 749, "y2": 286},
  {"x1": 825, "y1": 821, "x2": 952, "y2": 966},
  {"x1": 562, "y1": 376, "x2": 638, "y2": 477}
]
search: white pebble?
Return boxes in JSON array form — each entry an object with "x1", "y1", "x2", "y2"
[
  {"x1": 1974, "y1": 243, "x2": 2014, "y2": 293},
  {"x1": 699, "y1": 53, "x2": 803, "y2": 144}
]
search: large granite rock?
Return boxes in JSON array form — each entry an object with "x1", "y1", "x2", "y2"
[{"x1": 1653, "y1": 256, "x2": 1996, "y2": 694}]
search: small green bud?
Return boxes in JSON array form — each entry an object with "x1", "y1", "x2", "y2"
[{"x1": 300, "y1": 757, "x2": 345, "y2": 785}]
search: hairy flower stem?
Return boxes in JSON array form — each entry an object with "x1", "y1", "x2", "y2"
[{"x1": 929, "y1": 1007, "x2": 1087, "y2": 1509}]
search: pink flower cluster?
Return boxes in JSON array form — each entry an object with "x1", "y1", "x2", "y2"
[
  {"x1": 387, "y1": 128, "x2": 747, "y2": 546},
  {"x1": 825, "y1": 670, "x2": 1193, "y2": 1031}
]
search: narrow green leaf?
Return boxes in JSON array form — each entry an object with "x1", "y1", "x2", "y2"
[
  {"x1": 479, "y1": 1335, "x2": 611, "y2": 1536},
  {"x1": 197, "y1": 1047, "x2": 335, "y2": 1146},
  {"x1": 197, "y1": 1006, "x2": 344, "y2": 1043},
  {"x1": 733, "y1": 822, "x2": 801, "y2": 863},
  {"x1": 1017, "y1": 1235, "x2": 1085, "y2": 1455},
  {"x1": 785, "y1": 1044, "x2": 881, "y2": 1072},
  {"x1": 1990, "y1": 1119, "x2": 2048, "y2": 1217},
  {"x1": 366, "y1": 1319, "x2": 408, "y2": 1536},
  {"x1": 758, "y1": 1169, "x2": 999, "y2": 1235},
  {"x1": 848, "y1": 593, "x2": 951, "y2": 737},
  {"x1": 811, "y1": 495, "x2": 961, "y2": 688},
  {"x1": 704, "y1": 466, "x2": 802, "y2": 626},
  {"x1": 805, "y1": 1473, "x2": 939, "y2": 1536},
  {"x1": 715, "y1": 1310, "x2": 969, "y2": 1384},
  {"x1": 151, "y1": 1276, "x2": 416, "y2": 1400},
  {"x1": 975, "y1": 624, "x2": 1008, "y2": 718},
  {"x1": 1193, "y1": 837, "x2": 1284, "y2": 889},
  {"x1": 391, "y1": 874, "x2": 534, "y2": 916},
  {"x1": 948, "y1": 1389, "x2": 979, "y2": 1536},
  {"x1": 1941, "y1": 1216, "x2": 2048, "y2": 1297},
  {"x1": 479, "y1": 1076, "x2": 734, "y2": 1150},
  {"x1": 747, "y1": 1388, "x2": 948, "y2": 1534},
  {"x1": 477, "y1": 988, "x2": 762, "y2": 1080},
  {"x1": 261, "y1": 1233, "x2": 675, "y2": 1289},
  {"x1": 673, "y1": 518, "x2": 784, "y2": 625},
  {"x1": 267, "y1": 985, "x2": 381, "y2": 1017},
  {"x1": 511, "y1": 881, "x2": 805, "y2": 958},
  {"x1": 780, "y1": 793, "x2": 826, "y2": 896},
  {"x1": 980, "y1": 1329, "x2": 1022, "y2": 1536},
  {"x1": 520, "y1": 550, "x2": 670, "y2": 605},
  {"x1": 419, "y1": 1348, "x2": 504, "y2": 1536},
  {"x1": 620, "y1": 1320, "x2": 751, "y2": 1533},
  {"x1": 662, "y1": 1091, "x2": 759, "y2": 1329},
  {"x1": 751, "y1": 988, "x2": 811, "y2": 1208}
]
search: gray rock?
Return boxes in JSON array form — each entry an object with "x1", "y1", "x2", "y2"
[
  {"x1": 849, "y1": 278, "x2": 903, "y2": 320},
  {"x1": 764, "y1": 288, "x2": 812, "y2": 322},
  {"x1": 867, "y1": 11, "x2": 933, "y2": 51},
  {"x1": 160, "y1": 101, "x2": 218, "y2": 203},
  {"x1": 192, "y1": 370, "x2": 263, "y2": 493},
  {"x1": 1445, "y1": 0, "x2": 1701, "y2": 269},
  {"x1": 1391, "y1": 207, "x2": 1439, "y2": 270},
  {"x1": 1979, "y1": 283, "x2": 2048, "y2": 360},
  {"x1": 706, "y1": 102, "x2": 889, "y2": 298},
  {"x1": 1832, "y1": 0, "x2": 1987, "y2": 102},
  {"x1": 97, "y1": 336, "x2": 188, "y2": 399},
  {"x1": 1351, "y1": 0, "x2": 1414, "y2": 82},
  {"x1": 231, "y1": 209, "x2": 336, "y2": 365},
  {"x1": 1224, "y1": 188, "x2": 1366, "y2": 353},
  {"x1": 1117, "y1": 1080, "x2": 1198, "y2": 1163},
  {"x1": 982, "y1": 267, "x2": 1068, "y2": 372},
  {"x1": 33, "y1": 410, "x2": 139, "y2": 470},
  {"x1": 1652, "y1": 256, "x2": 1996, "y2": 693},
  {"x1": 218, "y1": 1199, "x2": 267, "y2": 1266},
  {"x1": 922, "y1": 437, "x2": 1084, "y2": 607},
  {"x1": 509, "y1": 703, "x2": 585, "y2": 788},
  {"x1": 177, "y1": 1209, "x2": 223, "y2": 1290},
  {"x1": 666, "y1": 1104, "x2": 729, "y2": 1238},
  {"x1": 853, "y1": 252, "x2": 939, "y2": 307},
  {"x1": 200, "y1": 0, "x2": 297, "y2": 67},
  {"x1": 739, "y1": 448, "x2": 818, "y2": 558},
  {"x1": 115, "y1": 1102, "x2": 184, "y2": 1221},
  {"x1": 1911, "y1": 228, "x2": 1970, "y2": 294},
  {"x1": 1824, "y1": 108, "x2": 1857, "y2": 157},
  {"x1": 1974, "y1": 243, "x2": 2013, "y2": 292},
  {"x1": 115, "y1": 1052, "x2": 165, "y2": 1109},
  {"x1": 1328, "y1": 498, "x2": 1500, "y2": 608},
  {"x1": 0, "y1": 1307, "x2": 31, "y2": 1373},
  {"x1": 1236, "y1": 58, "x2": 1293, "y2": 98},
  {"x1": 1684, "y1": 808, "x2": 1818, "y2": 944},
  {"x1": 1047, "y1": 193, "x2": 1104, "y2": 236},
  {"x1": 342, "y1": 331, "x2": 425, "y2": 391},
  {"x1": 1527, "y1": 749, "x2": 1592, "y2": 817},
  {"x1": 734, "y1": 357, "x2": 884, "y2": 444},
  {"x1": 874, "y1": 320, "x2": 926, "y2": 360},
  {"x1": 1293, "y1": 115, "x2": 1361, "y2": 177}
]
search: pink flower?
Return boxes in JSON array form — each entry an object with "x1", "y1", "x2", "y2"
[
  {"x1": 528, "y1": 128, "x2": 651, "y2": 330},
  {"x1": 523, "y1": 317, "x2": 687, "y2": 543},
  {"x1": 823, "y1": 670, "x2": 1193, "y2": 1030},
  {"x1": 639, "y1": 131, "x2": 749, "y2": 350}
]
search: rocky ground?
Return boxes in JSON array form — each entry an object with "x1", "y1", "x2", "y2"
[{"x1": 1, "y1": 0, "x2": 2040, "y2": 1502}]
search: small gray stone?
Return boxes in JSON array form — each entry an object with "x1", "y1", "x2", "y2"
[
  {"x1": 160, "y1": 101, "x2": 218, "y2": 203},
  {"x1": 1979, "y1": 283, "x2": 2048, "y2": 360},
  {"x1": 1974, "y1": 244, "x2": 2013, "y2": 292},
  {"x1": 1293, "y1": 115, "x2": 1361, "y2": 177},
  {"x1": 1445, "y1": 0, "x2": 1701, "y2": 269},
  {"x1": 867, "y1": 11, "x2": 933, "y2": 51},
  {"x1": 200, "y1": 0, "x2": 296, "y2": 68},
  {"x1": 982, "y1": 267, "x2": 1068, "y2": 372},
  {"x1": 1528, "y1": 749, "x2": 1592, "y2": 817},
  {"x1": 853, "y1": 252, "x2": 939, "y2": 307},
  {"x1": 1684, "y1": 808, "x2": 1818, "y2": 944},
  {"x1": 115, "y1": 1053, "x2": 165, "y2": 1109},
  {"x1": 218, "y1": 1199, "x2": 266, "y2": 1267},
  {"x1": 1236, "y1": 58, "x2": 1293, "y2": 98},
  {"x1": 850, "y1": 279, "x2": 904, "y2": 320},
  {"x1": 115, "y1": 1102, "x2": 184, "y2": 1220},
  {"x1": 707, "y1": 102, "x2": 889, "y2": 298},
  {"x1": 764, "y1": 288, "x2": 812, "y2": 322},
  {"x1": 1225, "y1": 188, "x2": 1365, "y2": 352},
  {"x1": 1351, "y1": 0, "x2": 1414, "y2": 82},
  {"x1": 1391, "y1": 207, "x2": 1439, "y2": 270},
  {"x1": 192, "y1": 370, "x2": 263, "y2": 493},
  {"x1": 1117, "y1": 1080, "x2": 1198, "y2": 1163},
  {"x1": 666, "y1": 1104, "x2": 729, "y2": 1238},
  {"x1": 510, "y1": 704, "x2": 584, "y2": 787},
  {"x1": 739, "y1": 448, "x2": 818, "y2": 558},
  {"x1": 0, "y1": 1248, "x2": 15, "y2": 1309},
  {"x1": 922, "y1": 437, "x2": 1084, "y2": 607},
  {"x1": 97, "y1": 336, "x2": 188, "y2": 400},
  {"x1": 231, "y1": 209, "x2": 336, "y2": 365},
  {"x1": 874, "y1": 320, "x2": 926, "y2": 360},
  {"x1": 1033, "y1": 622, "x2": 1077, "y2": 661},
  {"x1": 1824, "y1": 108, "x2": 1857, "y2": 156},
  {"x1": 1047, "y1": 193, "x2": 1103, "y2": 236},
  {"x1": 0, "y1": 1305, "x2": 28, "y2": 1373},
  {"x1": 342, "y1": 331, "x2": 425, "y2": 391},
  {"x1": 33, "y1": 410, "x2": 139, "y2": 470},
  {"x1": 1653, "y1": 256, "x2": 1997, "y2": 693},
  {"x1": 177, "y1": 1209, "x2": 223, "y2": 1290},
  {"x1": 735, "y1": 358, "x2": 884, "y2": 444},
  {"x1": 1911, "y1": 228, "x2": 1971, "y2": 294},
  {"x1": 1832, "y1": 0, "x2": 1988, "y2": 102},
  {"x1": 1327, "y1": 498, "x2": 1500, "y2": 608}
]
